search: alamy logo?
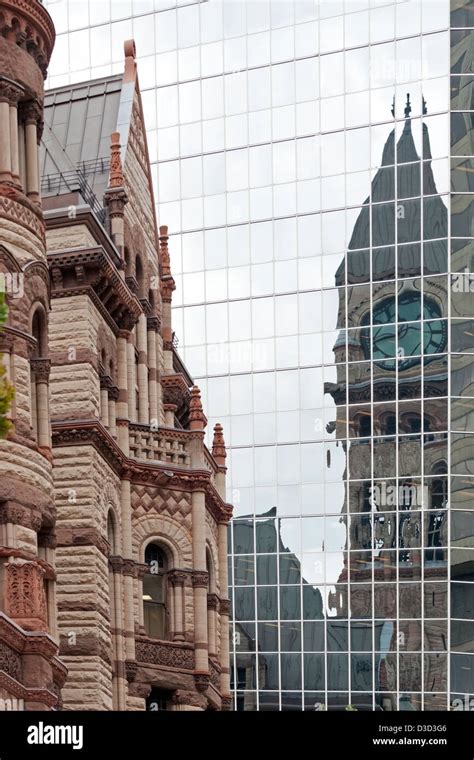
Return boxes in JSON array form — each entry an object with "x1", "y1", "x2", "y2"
[
  {"x1": 452, "y1": 268, "x2": 474, "y2": 292},
  {"x1": 369, "y1": 483, "x2": 427, "y2": 508},
  {"x1": 0, "y1": 272, "x2": 24, "y2": 299},
  {"x1": 27, "y1": 722, "x2": 83, "y2": 750},
  {"x1": 0, "y1": 697, "x2": 23, "y2": 710},
  {"x1": 452, "y1": 695, "x2": 474, "y2": 711}
]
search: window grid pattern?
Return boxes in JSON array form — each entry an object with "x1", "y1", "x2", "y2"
[{"x1": 42, "y1": 0, "x2": 474, "y2": 711}]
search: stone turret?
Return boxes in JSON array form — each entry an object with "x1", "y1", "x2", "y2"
[{"x1": 0, "y1": 0, "x2": 65, "y2": 710}]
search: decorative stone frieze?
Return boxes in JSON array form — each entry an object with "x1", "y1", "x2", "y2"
[{"x1": 135, "y1": 639, "x2": 195, "y2": 670}]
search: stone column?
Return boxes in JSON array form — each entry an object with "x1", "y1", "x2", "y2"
[
  {"x1": 0, "y1": 84, "x2": 11, "y2": 183},
  {"x1": 18, "y1": 121, "x2": 26, "y2": 189},
  {"x1": 109, "y1": 556, "x2": 126, "y2": 710},
  {"x1": 104, "y1": 133, "x2": 128, "y2": 272},
  {"x1": 122, "y1": 559, "x2": 136, "y2": 663},
  {"x1": 30, "y1": 358, "x2": 51, "y2": 449},
  {"x1": 127, "y1": 334, "x2": 137, "y2": 423},
  {"x1": 136, "y1": 314, "x2": 149, "y2": 424},
  {"x1": 156, "y1": 332, "x2": 163, "y2": 423},
  {"x1": 108, "y1": 386, "x2": 118, "y2": 439},
  {"x1": 159, "y1": 227, "x2": 175, "y2": 374},
  {"x1": 218, "y1": 521, "x2": 231, "y2": 703},
  {"x1": 22, "y1": 101, "x2": 41, "y2": 203},
  {"x1": 0, "y1": 333, "x2": 13, "y2": 424},
  {"x1": 187, "y1": 385, "x2": 209, "y2": 682},
  {"x1": 119, "y1": 482, "x2": 135, "y2": 663},
  {"x1": 211, "y1": 422, "x2": 231, "y2": 702},
  {"x1": 212, "y1": 423, "x2": 227, "y2": 500},
  {"x1": 9, "y1": 94, "x2": 20, "y2": 187},
  {"x1": 192, "y1": 561, "x2": 209, "y2": 681},
  {"x1": 136, "y1": 563, "x2": 148, "y2": 634},
  {"x1": 100, "y1": 374, "x2": 110, "y2": 428},
  {"x1": 207, "y1": 593, "x2": 218, "y2": 656},
  {"x1": 30, "y1": 366, "x2": 38, "y2": 440},
  {"x1": 38, "y1": 530, "x2": 58, "y2": 640},
  {"x1": 169, "y1": 570, "x2": 186, "y2": 642},
  {"x1": 147, "y1": 317, "x2": 159, "y2": 427},
  {"x1": 164, "y1": 403, "x2": 177, "y2": 427},
  {"x1": 116, "y1": 330, "x2": 129, "y2": 454}
]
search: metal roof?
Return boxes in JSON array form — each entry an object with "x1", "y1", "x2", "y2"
[{"x1": 41, "y1": 74, "x2": 123, "y2": 209}]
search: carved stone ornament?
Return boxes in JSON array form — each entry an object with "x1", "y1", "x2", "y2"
[
  {"x1": 191, "y1": 570, "x2": 209, "y2": 589},
  {"x1": 0, "y1": 640, "x2": 21, "y2": 681},
  {"x1": 30, "y1": 357, "x2": 51, "y2": 381},
  {"x1": 0, "y1": 80, "x2": 23, "y2": 105},
  {"x1": 168, "y1": 570, "x2": 187, "y2": 587},
  {"x1": 194, "y1": 672, "x2": 210, "y2": 693},
  {"x1": 219, "y1": 599, "x2": 231, "y2": 616},
  {"x1": 5, "y1": 561, "x2": 47, "y2": 627},
  {"x1": 135, "y1": 639, "x2": 195, "y2": 670},
  {"x1": 108, "y1": 132, "x2": 125, "y2": 188}
]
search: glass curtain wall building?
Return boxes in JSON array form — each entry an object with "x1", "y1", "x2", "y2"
[{"x1": 43, "y1": 0, "x2": 473, "y2": 711}]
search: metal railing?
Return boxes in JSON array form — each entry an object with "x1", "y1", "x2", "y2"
[{"x1": 41, "y1": 158, "x2": 109, "y2": 223}]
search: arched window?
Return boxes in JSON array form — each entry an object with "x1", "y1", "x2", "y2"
[
  {"x1": 425, "y1": 477, "x2": 447, "y2": 562},
  {"x1": 135, "y1": 255, "x2": 146, "y2": 300},
  {"x1": 359, "y1": 414, "x2": 371, "y2": 437},
  {"x1": 143, "y1": 543, "x2": 168, "y2": 640},
  {"x1": 384, "y1": 414, "x2": 396, "y2": 435},
  {"x1": 206, "y1": 548, "x2": 218, "y2": 657},
  {"x1": 31, "y1": 308, "x2": 47, "y2": 358},
  {"x1": 148, "y1": 288, "x2": 156, "y2": 313},
  {"x1": 107, "y1": 510, "x2": 117, "y2": 554},
  {"x1": 124, "y1": 247, "x2": 132, "y2": 279},
  {"x1": 134, "y1": 348, "x2": 140, "y2": 420},
  {"x1": 30, "y1": 306, "x2": 48, "y2": 444}
]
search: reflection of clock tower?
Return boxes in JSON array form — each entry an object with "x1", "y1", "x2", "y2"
[{"x1": 326, "y1": 97, "x2": 448, "y2": 706}]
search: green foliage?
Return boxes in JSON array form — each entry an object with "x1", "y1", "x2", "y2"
[{"x1": 0, "y1": 293, "x2": 14, "y2": 437}]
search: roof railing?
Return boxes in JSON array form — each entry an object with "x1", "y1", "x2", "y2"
[{"x1": 41, "y1": 162, "x2": 108, "y2": 224}]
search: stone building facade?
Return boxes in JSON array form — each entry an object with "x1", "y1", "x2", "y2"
[{"x1": 0, "y1": 0, "x2": 232, "y2": 711}]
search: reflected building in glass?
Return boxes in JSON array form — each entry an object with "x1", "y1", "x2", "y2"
[{"x1": 43, "y1": 0, "x2": 474, "y2": 710}]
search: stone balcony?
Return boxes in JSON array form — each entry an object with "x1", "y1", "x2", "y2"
[
  {"x1": 129, "y1": 424, "x2": 191, "y2": 467},
  {"x1": 135, "y1": 638, "x2": 195, "y2": 671},
  {"x1": 128, "y1": 423, "x2": 218, "y2": 481},
  {"x1": 132, "y1": 638, "x2": 223, "y2": 706}
]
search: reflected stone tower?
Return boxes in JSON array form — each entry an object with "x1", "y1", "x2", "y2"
[{"x1": 326, "y1": 98, "x2": 449, "y2": 710}]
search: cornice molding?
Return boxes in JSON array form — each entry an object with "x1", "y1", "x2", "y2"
[
  {"x1": 51, "y1": 419, "x2": 232, "y2": 524},
  {"x1": 48, "y1": 246, "x2": 141, "y2": 334}
]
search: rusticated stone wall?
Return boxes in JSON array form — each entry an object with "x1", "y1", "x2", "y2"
[{"x1": 54, "y1": 444, "x2": 121, "y2": 710}]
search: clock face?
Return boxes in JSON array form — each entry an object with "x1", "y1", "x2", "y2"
[{"x1": 361, "y1": 294, "x2": 446, "y2": 369}]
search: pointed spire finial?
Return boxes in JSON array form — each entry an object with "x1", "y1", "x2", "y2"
[
  {"x1": 109, "y1": 132, "x2": 124, "y2": 188},
  {"x1": 404, "y1": 92, "x2": 411, "y2": 119},
  {"x1": 212, "y1": 423, "x2": 227, "y2": 466},
  {"x1": 189, "y1": 385, "x2": 207, "y2": 431},
  {"x1": 124, "y1": 39, "x2": 136, "y2": 60},
  {"x1": 391, "y1": 95, "x2": 395, "y2": 118},
  {"x1": 422, "y1": 96, "x2": 427, "y2": 115},
  {"x1": 159, "y1": 225, "x2": 171, "y2": 277}
]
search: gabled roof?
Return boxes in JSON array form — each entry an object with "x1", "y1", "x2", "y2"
[
  {"x1": 40, "y1": 40, "x2": 157, "y2": 245},
  {"x1": 41, "y1": 74, "x2": 123, "y2": 205}
]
